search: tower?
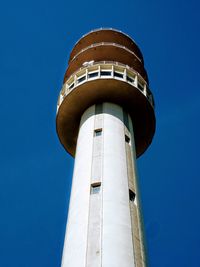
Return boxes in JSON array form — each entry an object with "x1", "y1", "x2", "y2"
[{"x1": 56, "y1": 28, "x2": 155, "y2": 267}]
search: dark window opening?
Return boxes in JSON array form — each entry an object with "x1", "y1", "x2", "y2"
[
  {"x1": 146, "y1": 87, "x2": 151, "y2": 96},
  {"x1": 69, "y1": 83, "x2": 74, "y2": 90},
  {"x1": 114, "y1": 72, "x2": 123, "y2": 78},
  {"x1": 138, "y1": 83, "x2": 144, "y2": 91},
  {"x1": 100, "y1": 71, "x2": 111, "y2": 76},
  {"x1": 129, "y1": 190, "x2": 135, "y2": 202},
  {"x1": 77, "y1": 76, "x2": 86, "y2": 83},
  {"x1": 88, "y1": 72, "x2": 98, "y2": 79},
  {"x1": 94, "y1": 128, "x2": 102, "y2": 137},
  {"x1": 91, "y1": 182, "x2": 101, "y2": 194},
  {"x1": 125, "y1": 135, "x2": 131, "y2": 144},
  {"x1": 127, "y1": 76, "x2": 134, "y2": 83}
]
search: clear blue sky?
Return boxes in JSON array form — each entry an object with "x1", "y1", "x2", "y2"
[{"x1": 0, "y1": 0, "x2": 200, "y2": 266}]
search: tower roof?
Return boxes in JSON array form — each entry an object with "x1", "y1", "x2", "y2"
[
  {"x1": 69, "y1": 28, "x2": 144, "y2": 63},
  {"x1": 63, "y1": 28, "x2": 148, "y2": 83}
]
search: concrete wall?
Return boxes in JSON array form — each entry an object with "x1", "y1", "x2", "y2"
[
  {"x1": 61, "y1": 106, "x2": 95, "y2": 267},
  {"x1": 102, "y1": 103, "x2": 134, "y2": 267},
  {"x1": 61, "y1": 103, "x2": 146, "y2": 267}
]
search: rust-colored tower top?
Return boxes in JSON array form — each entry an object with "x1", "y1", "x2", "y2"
[
  {"x1": 64, "y1": 28, "x2": 148, "y2": 83},
  {"x1": 56, "y1": 28, "x2": 155, "y2": 157},
  {"x1": 69, "y1": 28, "x2": 144, "y2": 63}
]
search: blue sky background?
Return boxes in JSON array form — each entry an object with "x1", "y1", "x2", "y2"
[{"x1": 0, "y1": 0, "x2": 200, "y2": 266}]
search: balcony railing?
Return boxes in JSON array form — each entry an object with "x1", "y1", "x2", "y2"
[{"x1": 57, "y1": 62, "x2": 154, "y2": 111}]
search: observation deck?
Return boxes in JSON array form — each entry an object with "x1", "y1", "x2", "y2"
[{"x1": 56, "y1": 29, "x2": 155, "y2": 158}]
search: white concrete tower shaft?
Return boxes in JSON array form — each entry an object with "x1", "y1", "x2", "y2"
[{"x1": 61, "y1": 103, "x2": 146, "y2": 267}]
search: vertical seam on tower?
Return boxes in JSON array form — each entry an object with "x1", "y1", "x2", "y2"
[
  {"x1": 85, "y1": 106, "x2": 96, "y2": 267},
  {"x1": 123, "y1": 109, "x2": 136, "y2": 267},
  {"x1": 129, "y1": 116, "x2": 146, "y2": 267},
  {"x1": 100, "y1": 103, "x2": 104, "y2": 267},
  {"x1": 127, "y1": 113, "x2": 137, "y2": 267}
]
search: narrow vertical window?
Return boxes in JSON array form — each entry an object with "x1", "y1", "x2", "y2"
[
  {"x1": 129, "y1": 189, "x2": 136, "y2": 202},
  {"x1": 91, "y1": 182, "x2": 101, "y2": 194},
  {"x1": 125, "y1": 134, "x2": 131, "y2": 144}
]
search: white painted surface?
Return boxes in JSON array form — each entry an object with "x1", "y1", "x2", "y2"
[
  {"x1": 61, "y1": 103, "x2": 139, "y2": 267},
  {"x1": 61, "y1": 106, "x2": 95, "y2": 267},
  {"x1": 102, "y1": 103, "x2": 135, "y2": 267},
  {"x1": 86, "y1": 111, "x2": 103, "y2": 267}
]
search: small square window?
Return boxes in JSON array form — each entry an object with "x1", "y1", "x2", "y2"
[
  {"x1": 100, "y1": 71, "x2": 111, "y2": 76},
  {"x1": 129, "y1": 190, "x2": 135, "y2": 202},
  {"x1": 127, "y1": 76, "x2": 134, "y2": 83},
  {"x1": 88, "y1": 72, "x2": 98, "y2": 79},
  {"x1": 94, "y1": 129, "x2": 102, "y2": 137},
  {"x1": 125, "y1": 135, "x2": 130, "y2": 144},
  {"x1": 69, "y1": 83, "x2": 74, "y2": 90},
  {"x1": 138, "y1": 82, "x2": 144, "y2": 91},
  {"x1": 114, "y1": 71, "x2": 123, "y2": 78},
  {"x1": 77, "y1": 76, "x2": 86, "y2": 84},
  {"x1": 91, "y1": 182, "x2": 101, "y2": 194}
]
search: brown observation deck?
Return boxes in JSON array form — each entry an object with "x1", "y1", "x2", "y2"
[{"x1": 56, "y1": 28, "x2": 156, "y2": 157}]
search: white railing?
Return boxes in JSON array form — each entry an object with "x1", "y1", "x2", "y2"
[{"x1": 57, "y1": 62, "x2": 154, "y2": 111}]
